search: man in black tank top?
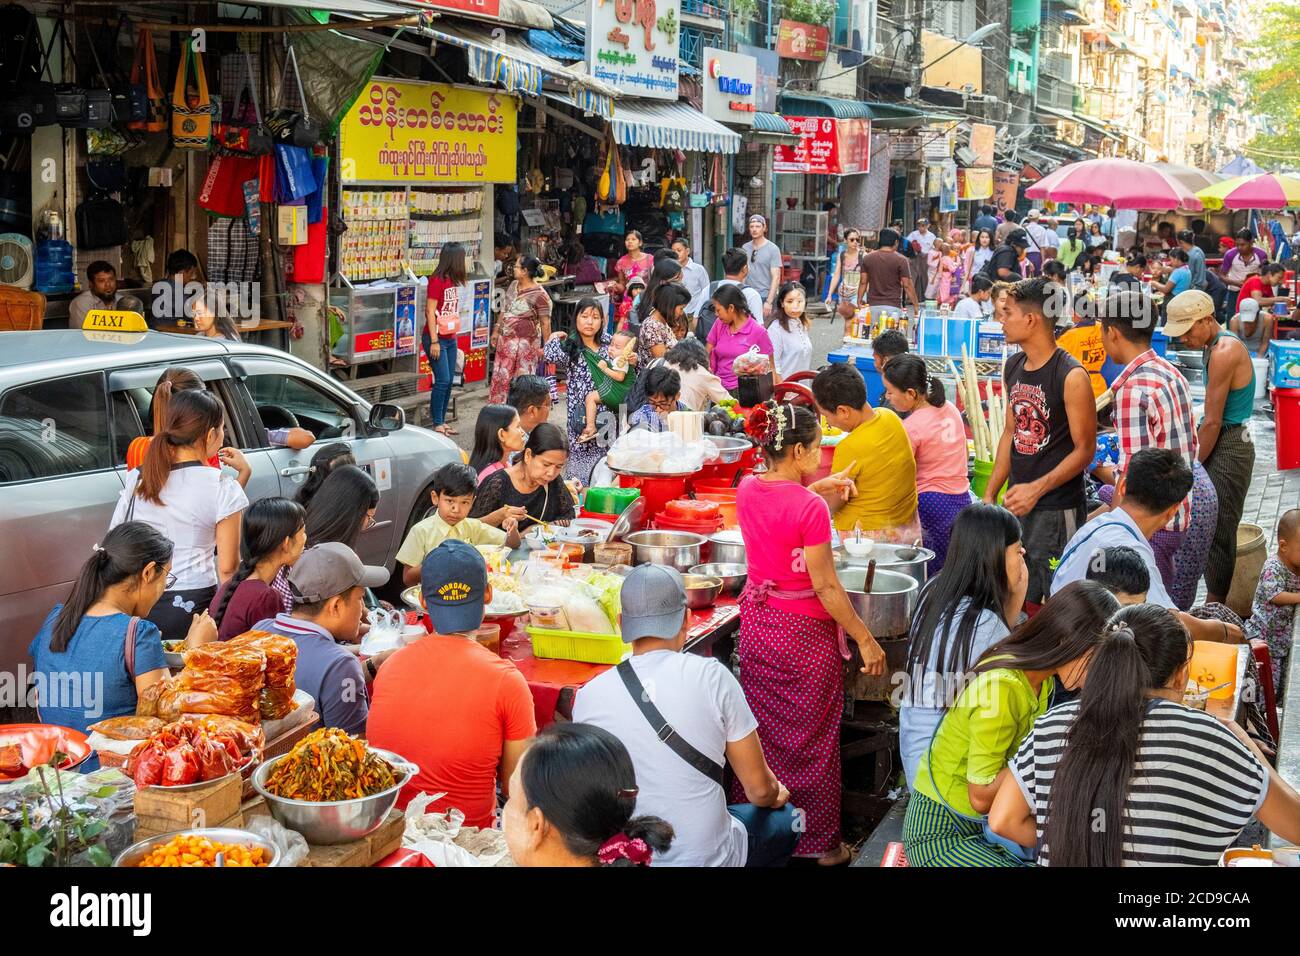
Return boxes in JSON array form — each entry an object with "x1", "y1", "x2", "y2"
[{"x1": 984, "y1": 278, "x2": 1098, "y2": 604}]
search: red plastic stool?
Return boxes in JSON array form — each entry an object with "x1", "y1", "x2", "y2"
[
  {"x1": 880, "y1": 842, "x2": 909, "y2": 867},
  {"x1": 1250, "y1": 640, "x2": 1281, "y2": 743}
]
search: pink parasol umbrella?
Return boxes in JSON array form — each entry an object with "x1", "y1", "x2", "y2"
[{"x1": 1025, "y1": 158, "x2": 1203, "y2": 211}]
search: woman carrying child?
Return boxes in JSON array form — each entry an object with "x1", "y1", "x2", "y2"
[{"x1": 543, "y1": 298, "x2": 627, "y2": 483}]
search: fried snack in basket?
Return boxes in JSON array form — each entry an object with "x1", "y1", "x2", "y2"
[
  {"x1": 157, "y1": 686, "x2": 260, "y2": 725},
  {"x1": 182, "y1": 642, "x2": 267, "y2": 685},
  {"x1": 264, "y1": 727, "x2": 397, "y2": 802},
  {"x1": 229, "y1": 631, "x2": 297, "y2": 688}
]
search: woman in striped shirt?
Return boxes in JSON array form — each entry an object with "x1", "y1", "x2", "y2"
[{"x1": 991, "y1": 603, "x2": 1300, "y2": 865}]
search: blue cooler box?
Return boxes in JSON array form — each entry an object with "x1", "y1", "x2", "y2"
[
  {"x1": 828, "y1": 349, "x2": 885, "y2": 405},
  {"x1": 1269, "y1": 340, "x2": 1300, "y2": 389},
  {"x1": 945, "y1": 317, "x2": 976, "y2": 356}
]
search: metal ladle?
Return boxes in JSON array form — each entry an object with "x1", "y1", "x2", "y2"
[{"x1": 895, "y1": 537, "x2": 924, "y2": 562}]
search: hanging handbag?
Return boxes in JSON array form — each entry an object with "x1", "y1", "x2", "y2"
[
  {"x1": 128, "y1": 28, "x2": 165, "y2": 132},
  {"x1": 45, "y1": 21, "x2": 111, "y2": 129},
  {"x1": 198, "y1": 153, "x2": 260, "y2": 218},
  {"x1": 76, "y1": 192, "x2": 127, "y2": 249},
  {"x1": 274, "y1": 143, "x2": 316, "y2": 202},
  {"x1": 266, "y1": 44, "x2": 320, "y2": 148},
  {"x1": 213, "y1": 50, "x2": 273, "y2": 155},
  {"x1": 171, "y1": 42, "x2": 212, "y2": 150},
  {"x1": 86, "y1": 18, "x2": 142, "y2": 124}
]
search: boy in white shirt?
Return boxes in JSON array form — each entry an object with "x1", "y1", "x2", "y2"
[{"x1": 953, "y1": 274, "x2": 995, "y2": 319}]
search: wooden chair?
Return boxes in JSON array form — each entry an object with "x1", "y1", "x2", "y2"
[{"x1": 0, "y1": 284, "x2": 46, "y2": 331}]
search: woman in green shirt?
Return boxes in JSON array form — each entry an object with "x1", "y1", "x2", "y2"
[
  {"x1": 1057, "y1": 224, "x2": 1087, "y2": 271},
  {"x1": 904, "y1": 581, "x2": 1119, "y2": 866}
]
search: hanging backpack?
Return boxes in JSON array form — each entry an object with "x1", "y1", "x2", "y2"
[
  {"x1": 76, "y1": 162, "x2": 127, "y2": 249},
  {"x1": 266, "y1": 44, "x2": 320, "y2": 148},
  {"x1": 170, "y1": 42, "x2": 211, "y2": 150},
  {"x1": 213, "y1": 50, "x2": 273, "y2": 155},
  {"x1": 0, "y1": 4, "x2": 55, "y2": 131},
  {"x1": 86, "y1": 18, "x2": 145, "y2": 125},
  {"x1": 128, "y1": 28, "x2": 166, "y2": 133}
]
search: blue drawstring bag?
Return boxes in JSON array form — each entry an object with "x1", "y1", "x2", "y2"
[
  {"x1": 274, "y1": 143, "x2": 316, "y2": 202},
  {"x1": 305, "y1": 153, "x2": 328, "y2": 224}
]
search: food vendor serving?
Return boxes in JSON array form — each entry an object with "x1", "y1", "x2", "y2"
[
  {"x1": 733, "y1": 401, "x2": 886, "y2": 866},
  {"x1": 470, "y1": 424, "x2": 577, "y2": 532}
]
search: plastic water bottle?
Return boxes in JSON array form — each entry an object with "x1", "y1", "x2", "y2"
[{"x1": 33, "y1": 239, "x2": 75, "y2": 294}]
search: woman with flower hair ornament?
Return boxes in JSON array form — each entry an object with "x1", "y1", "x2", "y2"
[{"x1": 730, "y1": 401, "x2": 887, "y2": 866}]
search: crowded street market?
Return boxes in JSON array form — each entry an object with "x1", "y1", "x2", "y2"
[{"x1": 2, "y1": 0, "x2": 1300, "y2": 909}]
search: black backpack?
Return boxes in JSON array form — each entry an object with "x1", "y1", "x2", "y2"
[{"x1": 693, "y1": 279, "x2": 725, "y2": 344}]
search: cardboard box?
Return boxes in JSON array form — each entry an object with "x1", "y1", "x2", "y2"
[
  {"x1": 277, "y1": 205, "x2": 309, "y2": 246},
  {"x1": 134, "y1": 809, "x2": 243, "y2": 841}
]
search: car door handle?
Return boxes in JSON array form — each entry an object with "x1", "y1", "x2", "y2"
[
  {"x1": 279, "y1": 466, "x2": 313, "y2": 477},
  {"x1": 366, "y1": 520, "x2": 393, "y2": 532}
]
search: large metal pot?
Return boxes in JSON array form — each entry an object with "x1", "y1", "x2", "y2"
[
  {"x1": 836, "y1": 566, "x2": 919, "y2": 639},
  {"x1": 625, "y1": 530, "x2": 706, "y2": 572},
  {"x1": 707, "y1": 530, "x2": 746, "y2": 566},
  {"x1": 251, "y1": 747, "x2": 416, "y2": 845},
  {"x1": 841, "y1": 542, "x2": 936, "y2": 589}
]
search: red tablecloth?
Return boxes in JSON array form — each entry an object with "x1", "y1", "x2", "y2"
[{"x1": 514, "y1": 596, "x2": 741, "y2": 728}]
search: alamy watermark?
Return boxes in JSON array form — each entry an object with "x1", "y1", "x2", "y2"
[{"x1": 150, "y1": 280, "x2": 260, "y2": 321}]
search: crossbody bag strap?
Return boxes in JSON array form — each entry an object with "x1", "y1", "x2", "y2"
[
  {"x1": 124, "y1": 615, "x2": 139, "y2": 680},
  {"x1": 617, "y1": 659, "x2": 724, "y2": 786}
]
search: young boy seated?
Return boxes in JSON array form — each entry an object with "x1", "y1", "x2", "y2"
[
  {"x1": 1084, "y1": 545, "x2": 1150, "y2": 605},
  {"x1": 580, "y1": 330, "x2": 637, "y2": 443},
  {"x1": 396, "y1": 462, "x2": 521, "y2": 586},
  {"x1": 1246, "y1": 508, "x2": 1300, "y2": 689}
]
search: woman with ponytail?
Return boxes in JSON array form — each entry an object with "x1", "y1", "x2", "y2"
[
  {"x1": 734, "y1": 401, "x2": 885, "y2": 865},
  {"x1": 904, "y1": 580, "x2": 1118, "y2": 867},
  {"x1": 881, "y1": 353, "x2": 971, "y2": 571},
  {"x1": 28, "y1": 522, "x2": 216, "y2": 751},
  {"x1": 992, "y1": 603, "x2": 1300, "y2": 865},
  {"x1": 109, "y1": 389, "x2": 249, "y2": 640},
  {"x1": 504, "y1": 723, "x2": 674, "y2": 867},
  {"x1": 211, "y1": 498, "x2": 307, "y2": 640}
]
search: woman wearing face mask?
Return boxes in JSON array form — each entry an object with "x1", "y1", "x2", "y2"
[
  {"x1": 109, "y1": 390, "x2": 248, "y2": 640},
  {"x1": 489, "y1": 256, "x2": 551, "y2": 406},
  {"x1": 732, "y1": 402, "x2": 886, "y2": 866},
  {"x1": 768, "y1": 281, "x2": 814, "y2": 381},
  {"x1": 903, "y1": 580, "x2": 1119, "y2": 867},
  {"x1": 28, "y1": 522, "x2": 214, "y2": 754},
  {"x1": 504, "y1": 723, "x2": 674, "y2": 867},
  {"x1": 991, "y1": 602, "x2": 1300, "y2": 865},
  {"x1": 470, "y1": 423, "x2": 578, "y2": 531}
]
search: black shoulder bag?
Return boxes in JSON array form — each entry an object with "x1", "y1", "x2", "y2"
[{"x1": 617, "y1": 659, "x2": 724, "y2": 786}]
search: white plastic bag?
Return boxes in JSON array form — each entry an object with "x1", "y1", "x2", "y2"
[
  {"x1": 606, "y1": 428, "x2": 707, "y2": 475},
  {"x1": 402, "y1": 791, "x2": 513, "y2": 867},
  {"x1": 732, "y1": 345, "x2": 771, "y2": 377},
  {"x1": 244, "y1": 815, "x2": 310, "y2": 868}
]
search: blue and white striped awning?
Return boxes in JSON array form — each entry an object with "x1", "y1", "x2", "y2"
[
  {"x1": 422, "y1": 23, "x2": 618, "y2": 119},
  {"x1": 610, "y1": 99, "x2": 741, "y2": 154}
]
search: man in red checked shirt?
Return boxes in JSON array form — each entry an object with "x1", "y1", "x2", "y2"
[{"x1": 1093, "y1": 289, "x2": 1208, "y2": 611}]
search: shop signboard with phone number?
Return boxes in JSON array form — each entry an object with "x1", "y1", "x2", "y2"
[
  {"x1": 773, "y1": 117, "x2": 871, "y2": 176},
  {"x1": 339, "y1": 78, "x2": 517, "y2": 184}
]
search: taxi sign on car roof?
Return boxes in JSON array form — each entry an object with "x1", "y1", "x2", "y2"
[{"x1": 83, "y1": 309, "x2": 149, "y2": 333}]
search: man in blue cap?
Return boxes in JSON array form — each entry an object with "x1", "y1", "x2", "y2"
[
  {"x1": 573, "y1": 564, "x2": 797, "y2": 867},
  {"x1": 367, "y1": 540, "x2": 536, "y2": 827}
]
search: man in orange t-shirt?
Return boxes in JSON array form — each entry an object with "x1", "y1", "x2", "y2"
[{"x1": 365, "y1": 540, "x2": 535, "y2": 828}]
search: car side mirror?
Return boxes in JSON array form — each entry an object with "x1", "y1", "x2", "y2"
[{"x1": 368, "y1": 403, "x2": 404, "y2": 433}]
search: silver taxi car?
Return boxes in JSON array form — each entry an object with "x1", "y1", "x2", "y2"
[{"x1": 0, "y1": 331, "x2": 461, "y2": 675}]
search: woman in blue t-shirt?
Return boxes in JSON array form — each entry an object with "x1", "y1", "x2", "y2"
[
  {"x1": 28, "y1": 522, "x2": 216, "y2": 752},
  {"x1": 1153, "y1": 248, "x2": 1193, "y2": 299}
]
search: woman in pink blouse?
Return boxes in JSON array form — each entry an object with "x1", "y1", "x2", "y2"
[{"x1": 881, "y1": 354, "x2": 972, "y2": 572}]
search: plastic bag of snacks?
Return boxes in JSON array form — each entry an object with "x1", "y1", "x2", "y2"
[{"x1": 731, "y1": 346, "x2": 771, "y2": 377}]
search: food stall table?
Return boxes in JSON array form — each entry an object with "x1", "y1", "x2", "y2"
[
  {"x1": 1204, "y1": 643, "x2": 1251, "y2": 722},
  {"x1": 514, "y1": 595, "x2": 742, "y2": 727}
]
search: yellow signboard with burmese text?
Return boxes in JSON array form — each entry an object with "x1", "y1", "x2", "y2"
[{"x1": 339, "y1": 78, "x2": 517, "y2": 184}]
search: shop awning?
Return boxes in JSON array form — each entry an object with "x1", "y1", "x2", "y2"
[
  {"x1": 1038, "y1": 105, "x2": 1123, "y2": 142},
  {"x1": 746, "y1": 112, "x2": 800, "y2": 145},
  {"x1": 610, "y1": 99, "x2": 741, "y2": 154},
  {"x1": 753, "y1": 112, "x2": 793, "y2": 135},
  {"x1": 422, "y1": 22, "x2": 618, "y2": 119},
  {"x1": 778, "y1": 91, "x2": 873, "y2": 120},
  {"x1": 235, "y1": 0, "x2": 421, "y2": 16}
]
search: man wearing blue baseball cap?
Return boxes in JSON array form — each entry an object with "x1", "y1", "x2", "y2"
[
  {"x1": 573, "y1": 564, "x2": 797, "y2": 867},
  {"x1": 367, "y1": 540, "x2": 536, "y2": 827}
]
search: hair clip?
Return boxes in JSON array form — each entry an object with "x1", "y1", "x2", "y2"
[
  {"x1": 91, "y1": 543, "x2": 104, "y2": 552},
  {"x1": 616, "y1": 787, "x2": 639, "y2": 799}
]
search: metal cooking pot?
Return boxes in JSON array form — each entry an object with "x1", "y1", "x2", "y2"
[
  {"x1": 841, "y1": 542, "x2": 936, "y2": 589},
  {"x1": 707, "y1": 530, "x2": 746, "y2": 566},
  {"x1": 836, "y1": 567, "x2": 919, "y2": 638},
  {"x1": 625, "y1": 530, "x2": 706, "y2": 572}
]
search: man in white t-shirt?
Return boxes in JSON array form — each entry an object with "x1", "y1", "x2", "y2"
[
  {"x1": 953, "y1": 274, "x2": 995, "y2": 319},
  {"x1": 573, "y1": 565, "x2": 797, "y2": 867}
]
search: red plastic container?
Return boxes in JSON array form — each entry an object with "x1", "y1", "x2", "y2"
[
  {"x1": 1276, "y1": 388, "x2": 1300, "y2": 470},
  {"x1": 665, "y1": 499, "x2": 721, "y2": 521},
  {"x1": 578, "y1": 509, "x2": 617, "y2": 525},
  {"x1": 617, "y1": 474, "x2": 689, "y2": 524},
  {"x1": 653, "y1": 513, "x2": 724, "y2": 535}
]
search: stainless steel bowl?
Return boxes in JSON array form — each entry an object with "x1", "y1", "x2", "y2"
[
  {"x1": 706, "y1": 435, "x2": 752, "y2": 464},
  {"x1": 682, "y1": 574, "x2": 723, "y2": 608},
  {"x1": 707, "y1": 530, "x2": 746, "y2": 566},
  {"x1": 625, "y1": 530, "x2": 706, "y2": 571},
  {"x1": 689, "y1": 562, "x2": 747, "y2": 596},
  {"x1": 251, "y1": 747, "x2": 417, "y2": 846},
  {"x1": 114, "y1": 827, "x2": 282, "y2": 867}
]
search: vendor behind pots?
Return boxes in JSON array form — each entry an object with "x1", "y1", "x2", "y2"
[
  {"x1": 252, "y1": 542, "x2": 389, "y2": 737},
  {"x1": 367, "y1": 540, "x2": 536, "y2": 824},
  {"x1": 470, "y1": 423, "x2": 577, "y2": 531}
]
